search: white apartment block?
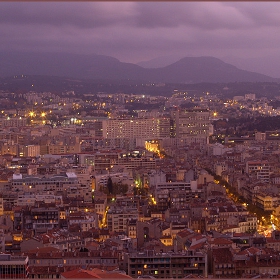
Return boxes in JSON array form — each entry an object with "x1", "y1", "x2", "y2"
[
  {"x1": 0, "y1": 117, "x2": 27, "y2": 128},
  {"x1": 245, "y1": 160, "x2": 270, "y2": 183},
  {"x1": 102, "y1": 117, "x2": 170, "y2": 139},
  {"x1": 10, "y1": 172, "x2": 81, "y2": 196}
]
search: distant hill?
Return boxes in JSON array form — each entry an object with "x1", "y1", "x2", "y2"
[
  {"x1": 0, "y1": 52, "x2": 277, "y2": 83},
  {"x1": 137, "y1": 55, "x2": 182, "y2": 68}
]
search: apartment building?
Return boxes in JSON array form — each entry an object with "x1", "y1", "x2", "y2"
[
  {"x1": 0, "y1": 253, "x2": 29, "y2": 279},
  {"x1": 1, "y1": 142, "x2": 19, "y2": 156},
  {"x1": 94, "y1": 198, "x2": 107, "y2": 216},
  {"x1": 0, "y1": 196, "x2": 3, "y2": 216},
  {"x1": 45, "y1": 142, "x2": 81, "y2": 155},
  {"x1": 222, "y1": 215, "x2": 258, "y2": 234},
  {"x1": 126, "y1": 250, "x2": 207, "y2": 278},
  {"x1": 170, "y1": 109, "x2": 210, "y2": 140},
  {"x1": 102, "y1": 117, "x2": 171, "y2": 139},
  {"x1": 30, "y1": 206, "x2": 59, "y2": 234},
  {"x1": 0, "y1": 229, "x2": 5, "y2": 252},
  {"x1": 79, "y1": 152, "x2": 156, "y2": 172},
  {"x1": 245, "y1": 160, "x2": 270, "y2": 183},
  {"x1": 16, "y1": 193, "x2": 62, "y2": 206},
  {"x1": 10, "y1": 172, "x2": 80, "y2": 195},
  {"x1": 19, "y1": 145, "x2": 40, "y2": 157},
  {"x1": 255, "y1": 192, "x2": 280, "y2": 211},
  {"x1": 27, "y1": 249, "x2": 119, "y2": 277},
  {"x1": 68, "y1": 211, "x2": 98, "y2": 232},
  {"x1": 154, "y1": 181, "x2": 203, "y2": 211},
  {"x1": 0, "y1": 117, "x2": 27, "y2": 128},
  {"x1": 212, "y1": 247, "x2": 235, "y2": 278},
  {"x1": 107, "y1": 206, "x2": 139, "y2": 233}
]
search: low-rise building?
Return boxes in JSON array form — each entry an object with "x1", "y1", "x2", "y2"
[
  {"x1": 126, "y1": 250, "x2": 207, "y2": 278},
  {"x1": 0, "y1": 253, "x2": 29, "y2": 279}
]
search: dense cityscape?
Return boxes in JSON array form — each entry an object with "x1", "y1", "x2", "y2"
[
  {"x1": 1, "y1": 85, "x2": 280, "y2": 278},
  {"x1": 2, "y1": 1, "x2": 280, "y2": 279}
]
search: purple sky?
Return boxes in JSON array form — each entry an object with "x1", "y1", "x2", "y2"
[{"x1": 1, "y1": 2, "x2": 280, "y2": 77}]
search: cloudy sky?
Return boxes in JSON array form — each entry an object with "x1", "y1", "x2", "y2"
[{"x1": 1, "y1": 2, "x2": 280, "y2": 77}]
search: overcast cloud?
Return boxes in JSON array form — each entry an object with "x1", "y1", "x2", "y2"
[{"x1": 1, "y1": 2, "x2": 280, "y2": 77}]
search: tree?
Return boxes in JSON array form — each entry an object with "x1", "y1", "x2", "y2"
[
  {"x1": 113, "y1": 183, "x2": 128, "y2": 195},
  {"x1": 107, "y1": 177, "x2": 113, "y2": 194}
]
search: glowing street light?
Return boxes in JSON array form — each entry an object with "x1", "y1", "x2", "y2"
[{"x1": 29, "y1": 111, "x2": 35, "y2": 118}]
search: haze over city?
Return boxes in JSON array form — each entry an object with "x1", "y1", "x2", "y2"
[{"x1": 1, "y1": 2, "x2": 280, "y2": 77}]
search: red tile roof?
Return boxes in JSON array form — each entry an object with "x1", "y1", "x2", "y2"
[{"x1": 61, "y1": 268, "x2": 132, "y2": 279}]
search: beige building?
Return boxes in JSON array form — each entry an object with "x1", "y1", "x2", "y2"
[
  {"x1": 255, "y1": 192, "x2": 279, "y2": 211},
  {"x1": 46, "y1": 142, "x2": 81, "y2": 155},
  {"x1": 170, "y1": 109, "x2": 210, "y2": 141},
  {"x1": 255, "y1": 131, "x2": 266, "y2": 142},
  {"x1": 1, "y1": 143, "x2": 18, "y2": 156},
  {"x1": 94, "y1": 198, "x2": 107, "y2": 216},
  {"x1": 20, "y1": 145, "x2": 40, "y2": 157},
  {"x1": 107, "y1": 207, "x2": 139, "y2": 233},
  {"x1": 0, "y1": 196, "x2": 3, "y2": 216}
]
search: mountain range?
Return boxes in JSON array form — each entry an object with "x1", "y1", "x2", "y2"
[{"x1": 0, "y1": 52, "x2": 278, "y2": 84}]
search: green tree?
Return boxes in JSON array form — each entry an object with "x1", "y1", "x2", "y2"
[
  {"x1": 107, "y1": 177, "x2": 113, "y2": 194},
  {"x1": 113, "y1": 183, "x2": 128, "y2": 195}
]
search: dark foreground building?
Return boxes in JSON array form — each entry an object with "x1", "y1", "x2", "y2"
[{"x1": 0, "y1": 253, "x2": 29, "y2": 279}]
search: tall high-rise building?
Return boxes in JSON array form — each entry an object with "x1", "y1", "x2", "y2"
[{"x1": 170, "y1": 109, "x2": 210, "y2": 142}]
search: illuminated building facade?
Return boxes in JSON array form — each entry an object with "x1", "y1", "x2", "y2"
[
  {"x1": 102, "y1": 117, "x2": 170, "y2": 139},
  {"x1": 127, "y1": 250, "x2": 207, "y2": 278}
]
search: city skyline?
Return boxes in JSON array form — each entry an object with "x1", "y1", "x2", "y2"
[{"x1": 1, "y1": 2, "x2": 280, "y2": 77}]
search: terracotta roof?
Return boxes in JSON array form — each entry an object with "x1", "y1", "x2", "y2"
[
  {"x1": 233, "y1": 232, "x2": 253, "y2": 237},
  {"x1": 28, "y1": 265, "x2": 70, "y2": 274},
  {"x1": 189, "y1": 242, "x2": 205, "y2": 250},
  {"x1": 27, "y1": 246, "x2": 61, "y2": 254},
  {"x1": 176, "y1": 229, "x2": 194, "y2": 238},
  {"x1": 212, "y1": 247, "x2": 233, "y2": 263},
  {"x1": 266, "y1": 237, "x2": 280, "y2": 243},
  {"x1": 61, "y1": 268, "x2": 99, "y2": 279},
  {"x1": 61, "y1": 268, "x2": 132, "y2": 279},
  {"x1": 236, "y1": 247, "x2": 261, "y2": 256},
  {"x1": 208, "y1": 237, "x2": 232, "y2": 245}
]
